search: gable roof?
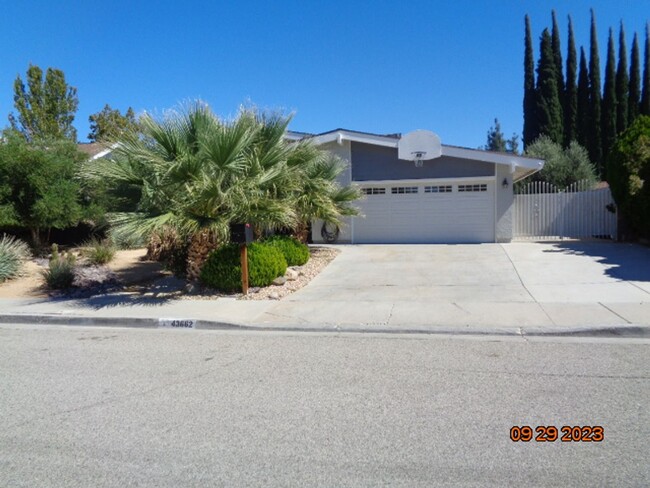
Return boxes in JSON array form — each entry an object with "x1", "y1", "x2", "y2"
[{"x1": 287, "y1": 128, "x2": 544, "y2": 182}]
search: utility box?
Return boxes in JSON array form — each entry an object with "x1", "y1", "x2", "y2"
[{"x1": 229, "y1": 223, "x2": 253, "y2": 244}]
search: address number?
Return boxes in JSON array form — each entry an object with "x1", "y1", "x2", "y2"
[{"x1": 158, "y1": 319, "x2": 196, "y2": 329}]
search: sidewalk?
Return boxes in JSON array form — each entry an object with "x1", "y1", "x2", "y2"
[{"x1": 1, "y1": 294, "x2": 649, "y2": 338}]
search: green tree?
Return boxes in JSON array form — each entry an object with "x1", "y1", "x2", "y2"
[
  {"x1": 588, "y1": 10, "x2": 603, "y2": 173},
  {"x1": 602, "y1": 28, "x2": 618, "y2": 160},
  {"x1": 607, "y1": 115, "x2": 650, "y2": 239},
  {"x1": 523, "y1": 15, "x2": 538, "y2": 149},
  {"x1": 536, "y1": 29, "x2": 563, "y2": 144},
  {"x1": 641, "y1": 25, "x2": 650, "y2": 116},
  {"x1": 564, "y1": 16, "x2": 578, "y2": 146},
  {"x1": 629, "y1": 33, "x2": 642, "y2": 123},
  {"x1": 0, "y1": 131, "x2": 91, "y2": 246},
  {"x1": 525, "y1": 135, "x2": 597, "y2": 188},
  {"x1": 616, "y1": 23, "x2": 630, "y2": 134},
  {"x1": 9, "y1": 64, "x2": 78, "y2": 141},
  {"x1": 587, "y1": 9, "x2": 603, "y2": 175},
  {"x1": 484, "y1": 118, "x2": 507, "y2": 152},
  {"x1": 82, "y1": 102, "x2": 360, "y2": 274},
  {"x1": 88, "y1": 105, "x2": 139, "y2": 142},
  {"x1": 577, "y1": 47, "x2": 591, "y2": 148},
  {"x1": 551, "y1": 10, "x2": 564, "y2": 127}
]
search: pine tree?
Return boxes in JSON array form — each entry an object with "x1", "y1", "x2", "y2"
[
  {"x1": 523, "y1": 15, "x2": 538, "y2": 148},
  {"x1": 616, "y1": 23, "x2": 629, "y2": 134},
  {"x1": 641, "y1": 24, "x2": 650, "y2": 115},
  {"x1": 577, "y1": 48, "x2": 591, "y2": 148},
  {"x1": 484, "y1": 118, "x2": 507, "y2": 152},
  {"x1": 551, "y1": 10, "x2": 565, "y2": 126},
  {"x1": 588, "y1": 9, "x2": 603, "y2": 173},
  {"x1": 536, "y1": 29, "x2": 564, "y2": 144},
  {"x1": 564, "y1": 16, "x2": 578, "y2": 145},
  {"x1": 629, "y1": 33, "x2": 641, "y2": 123},
  {"x1": 602, "y1": 28, "x2": 618, "y2": 159}
]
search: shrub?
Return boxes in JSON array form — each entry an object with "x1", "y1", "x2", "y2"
[
  {"x1": 108, "y1": 228, "x2": 146, "y2": 250},
  {"x1": 265, "y1": 235, "x2": 310, "y2": 266},
  {"x1": 42, "y1": 244, "x2": 76, "y2": 289},
  {"x1": 0, "y1": 234, "x2": 31, "y2": 283},
  {"x1": 82, "y1": 238, "x2": 116, "y2": 265},
  {"x1": 247, "y1": 242, "x2": 287, "y2": 286},
  {"x1": 200, "y1": 242, "x2": 287, "y2": 292}
]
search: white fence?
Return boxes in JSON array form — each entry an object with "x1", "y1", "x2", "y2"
[{"x1": 513, "y1": 180, "x2": 617, "y2": 240}]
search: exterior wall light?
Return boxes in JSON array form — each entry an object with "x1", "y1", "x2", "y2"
[{"x1": 502, "y1": 178, "x2": 509, "y2": 189}]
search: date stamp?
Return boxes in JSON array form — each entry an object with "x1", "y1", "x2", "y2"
[{"x1": 510, "y1": 425, "x2": 604, "y2": 442}]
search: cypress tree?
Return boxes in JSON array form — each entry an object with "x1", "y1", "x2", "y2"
[
  {"x1": 641, "y1": 24, "x2": 650, "y2": 115},
  {"x1": 602, "y1": 28, "x2": 618, "y2": 159},
  {"x1": 629, "y1": 33, "x2": 641, "y2": 123},
  {"x1": 564, "y1": 16, "x2": 578, "y2": 145},
  {"x1": 615, "y1": 23, "x2": 629, "y2": 134},
  {"x1": 536, "y1": 29, "x2": 563, "y2": 144},
  {"x1": 577, "y1": 48, "x2": 591, "y2": 148},
  {"x1": 551, "y1": 10, "x2": 565, "y2": 125},
  {"x1": 588, "y1": 9, "x2": 603, "y2": 173},
  {"x1": 523, "y1": 15, "x2": 538, "y2": 148}
]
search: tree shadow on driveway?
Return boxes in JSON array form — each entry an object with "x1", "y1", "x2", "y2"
[{"x1": 542, "y1": 241, "x2": 650, "y2": 282}]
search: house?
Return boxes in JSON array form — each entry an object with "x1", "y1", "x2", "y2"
[{"x1": 287, "y1": 129, "x2": 545, "y2": 244}]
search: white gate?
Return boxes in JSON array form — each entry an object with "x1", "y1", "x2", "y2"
[{"x1": 513, "y1": 180, "x2": 617, "y2": 240}]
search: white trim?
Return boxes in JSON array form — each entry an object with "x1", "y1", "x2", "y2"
[
  {"x1": 354, "y1": 176, "x2": 494, "y2": 186},
  {"x1": 303, "y1": 129, "x2": 544, "y2": 173},
  {"x1": 311, "y1": 131, "x2": 399, "y2": 148}
]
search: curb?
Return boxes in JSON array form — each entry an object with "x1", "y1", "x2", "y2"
[{"x1": 1, "y1": 313, "x2": 649, "y2": 338}]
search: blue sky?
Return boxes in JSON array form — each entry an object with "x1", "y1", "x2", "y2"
[{"x1": 1, "y1": 1, "x2": 648, "y2": 148}]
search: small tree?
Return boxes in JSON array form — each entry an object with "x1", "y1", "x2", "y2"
[
  {"x1": 607, "y1": 115, "x2": 650, "y2": 239},
  {"x1": 9, "y1": 64, "x2": 79, "y2": 141},
  {"x1": 484, "y1": 118, "x2": 507, "y2": 152},
  {"x1": 525, "y1": 135, "x2": 598, "y2": 188},
  {"x1": 88, "y1": 104, "x2": 139, "y2": 142},
  {"x1": 0, "y1": 131, "x2": 90, "y2": 246}
]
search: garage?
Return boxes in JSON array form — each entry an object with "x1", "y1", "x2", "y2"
[
  {"x1": 297, "y1": 129, "x2": 545, "y2": 244},
  {"x1": 353, "y1": 180, "x2": 495, "y2": 244}
]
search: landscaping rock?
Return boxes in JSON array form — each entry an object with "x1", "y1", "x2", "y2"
[
  {"x1": 285, "y1": 268, "x2": 299, "y2": 281},
  {"x1": 269, "y1": 292, "x2": 280, "y2": 300},
  {"x1": 272, "y1": 276, "x2": 287, "y2": 286}
]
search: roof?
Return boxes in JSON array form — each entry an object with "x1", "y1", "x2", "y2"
[
  {"x1": 77, "y1": 142, "x2": 117, "y2": 160},
  {"x1": 286, "y1": 128, "x2": 545, "y2": 182}
]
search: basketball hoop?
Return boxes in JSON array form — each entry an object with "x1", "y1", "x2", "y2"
[
  {"x1": 413, "y1": 151, "x2": 425, "y2": 168},
  {"x1": 398, "y1": 130, "x2": 442, "y2": 168}
]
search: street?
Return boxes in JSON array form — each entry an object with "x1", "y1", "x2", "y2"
[{"x1": 1, "y1": 324, "x2": 648, "y2": 487}]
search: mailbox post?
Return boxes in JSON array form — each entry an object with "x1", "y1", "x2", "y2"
[{"x1": 229, "y1": 223, "x2": 254, "y2": 295}]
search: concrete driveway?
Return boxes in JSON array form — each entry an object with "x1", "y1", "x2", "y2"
[{"x1": 260, "y1": 242, "x2": 650, "y2": 329}]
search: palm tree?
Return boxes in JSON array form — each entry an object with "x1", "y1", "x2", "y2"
[
  {"x1": 286, "y1": 141, "x2": 361, "y2": 241},
  {"x1": 82, "y1": 102, "x2": 360, "y2": 277}
]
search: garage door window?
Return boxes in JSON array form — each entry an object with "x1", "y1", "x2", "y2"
[
  {"x1": 458, "y1": 184, "x2": 487, "y2": 192},
  {"x1": 362, "y1": 188, "x2": 386, "y2": 195},
  {"x1": 391, "y1": 186, "x2": 419, "y2": 194},
  {"x1": 424, "y1": 185, "x2": 452, "y2": 193}
]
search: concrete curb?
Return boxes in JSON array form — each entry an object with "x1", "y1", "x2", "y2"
[{"x1": 1, "y1": 313, "x2": 649, "y2": 338}]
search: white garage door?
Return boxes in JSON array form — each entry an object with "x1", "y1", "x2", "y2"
[{"x1": 353, "y1": 181, "x2": 495, "y2": 244}]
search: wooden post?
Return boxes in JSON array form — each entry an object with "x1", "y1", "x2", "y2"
[{"x1": 240, "y1": 244, "x2": 249, "y2": 295}]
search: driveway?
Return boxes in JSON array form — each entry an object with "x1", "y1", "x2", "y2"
[{"x1": 260, "y1": 242, "x2": 650, "y2": 329}]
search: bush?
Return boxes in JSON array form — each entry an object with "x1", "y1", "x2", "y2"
[
  {"x1": 42, "y1": 244, "x2": 76, "y2": 289},
  {"x1": 200, "y1": 242, "x2": 287, "y2": 292},
  {"x1": 82, "y1": 238, "x2": 116, "y2": 265},
  {"x1": 108, "y1": 228, "x2": 146, "y2": 250},
  {"x1": 0, "y1": 234, "x2": 31, "y2": 283},
  {"x1": 265, "y1": 235, "x2": 310, "y2": 266}
]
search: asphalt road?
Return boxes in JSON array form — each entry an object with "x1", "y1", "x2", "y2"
[{"x1": 0, "y1": 325, "x2": 648, "y2": 487}]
